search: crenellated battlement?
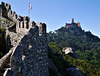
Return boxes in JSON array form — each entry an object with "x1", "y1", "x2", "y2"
[
  {"x1": 0, "y1": 2, "x2": 46, "y2": 36},
  {"x1": 36, "y1": 22, "x2": 46, "y2": 36},
  {"x1": 2, "y1": 2, "x2": 11, "y2": 10},
  {"x1": 23, "y1": 16, "x2": 30, "y2": 22},
  {"x1": 0, "y1": 2, "x2": 30, "y2": 23},
  {"x1": 0, "y1": 2, "x2": 48, "y2": 76},
  {"x1": 0, "y1": 2, "x2": 47, "y2": 48}
]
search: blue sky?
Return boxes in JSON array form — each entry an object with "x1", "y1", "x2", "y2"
[{"x1": 0, "y1": 0, "x2": 100, "y2": 37}]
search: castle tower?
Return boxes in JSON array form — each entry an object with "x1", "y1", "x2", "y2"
[
  {"x1": 36, "y1": 22, "x2": 46, "y2": 36},
  {"x1": 65, "y1": 18, "x2": 81, "y2": 28},
  {"x1": 78, "y1": 22, "x2": 80, "y2": 27},
  {"x1": 71, "y1": 18, "x2": 74, "y2": 24}
]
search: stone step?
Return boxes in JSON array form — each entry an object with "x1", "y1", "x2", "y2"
[
  {"x1": 0, "y1": 72, "x2": 4, "y2": 76},
  {"x1": 0, "y1": 67, "x2": 11, "y2": 76},
  {"x1": 0, "y1": 68, "x2": 6, "y2": 73},
  {"x1": 4, "y1": 63, "x2": 11, "y2": 68},
  {"x1": 0, "y1": 62, "x2": 11, "y2": 76}
]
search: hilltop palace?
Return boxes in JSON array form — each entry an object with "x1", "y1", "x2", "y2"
[{"x1": 65, "y1": 18, "x2": 81, "y2": 28}]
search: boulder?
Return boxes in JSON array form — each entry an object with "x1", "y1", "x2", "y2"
[
  {"x1": 65, "y1": 67, "x2": 83, "y2": 76},
  {"x1": 62, "y1": 47, "x2": 78, "y2": 59}
]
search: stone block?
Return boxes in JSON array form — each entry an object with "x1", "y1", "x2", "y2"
[
  {"x1": 36, "y1": 22, "x2": 46, "y2": 36},
  {"x1": 4, "y1": 3, "x2": 11, "y2": 11},
  {"x1": 29, "y1": 21, "x2": 36, "y2": 28},
  {"x1": 3, "y1": 68, "x2": 15, "y2": 76},
  {"x1": 17, "y1": 15, "x2": 23, "y2": 21},
  {"x1": 20, "y1": 21, "x2": 24, "y2": 28},
  {"x1": 24, "y1": 21, "x2": 29, "y2": 29},
  {"x1": 8, "y1": 10, "x2": 13, "y2": 20},
  {"x1": 23, "y1": 16, "x2": 30, "y2": 22}
]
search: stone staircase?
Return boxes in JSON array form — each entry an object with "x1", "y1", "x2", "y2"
[
  {"x1": 0, "y1": 62, "x2": 11, "y2": 76},
  {"x1": 0, "y1": 48, "x2": 13, "y2": 76},
  {"x1": 8, "y1": 23, "x2": 16, "y2": 33}
]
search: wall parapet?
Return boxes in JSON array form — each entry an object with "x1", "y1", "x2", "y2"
[
  {"x1": 0, "y1": 2, "x2": 49, "y2": 76},
  {"x1": 0, "y1": 2, "x2": 46, "y2": 36},
  {"x1": 10, "y1": 28, "x2": 48, "y2": 76},
  {"x1": 0, "y1": 48, "x2": 13, "y2": 71},
  {"x1": 0, "y1": 2, "x2": 48, "y2": 76}
]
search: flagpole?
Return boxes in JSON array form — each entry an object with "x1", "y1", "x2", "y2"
[
  {"x1": 28, "y1": 0, "x2": 32, "y2": 17},
  {"x1": 28, "y1": 0, "x2": 30, "y2": 17},
  {"x1": 28, "y1": 11, "x2": 30, "y2": 17},
  {"x1": 28, "y1": 11, "x2": 29, "y2": 17}
]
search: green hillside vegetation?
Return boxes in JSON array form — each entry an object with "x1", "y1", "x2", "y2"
[
  {"x1": 0, "y1": 17, "x2": 14, "y2": 58},
  {"x1": 0, "y1": 27, "x2": 7, "y2": 58},
  {"x1": 47, "y1": 27, "x2": 100, "y2": 51},
  {"x1": 47, "y1": 26, "x2": 100, "y2": 68},
  {"x1": 48, "y1": 42, "x2": 100, "y2": 76}
]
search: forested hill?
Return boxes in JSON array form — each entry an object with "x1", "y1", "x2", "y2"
[
  {"x1": 47, "y1": 26, "x2": 100, "y2": 51},
  {"x1": 47, "y1": 26, "x2": 100, "y2": 68}
]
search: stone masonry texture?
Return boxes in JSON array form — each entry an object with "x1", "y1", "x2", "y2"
[{"x1": 0, "y1": 2, "x2": 49, "y2": 76}]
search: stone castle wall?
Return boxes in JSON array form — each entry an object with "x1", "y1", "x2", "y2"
[
  {"x1": 11, "y1": 27, "x2": 48, "y2": 76},
  {"x1": 0, "y1": 2, "x2": 47, "y2": 46},
  {"x1": 0, "y1": 2, "x2": 49, "y2": 76},
  {"x1": 0, "y1": 2, "x2": 35, "y2": 34}
]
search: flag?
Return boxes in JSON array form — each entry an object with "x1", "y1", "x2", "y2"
[{"x1": 29, "y1": 3, "x2": 32, "y2": 10}]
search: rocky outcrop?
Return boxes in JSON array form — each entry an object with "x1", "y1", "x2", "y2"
[
  {"x1": 65, "y1": 67, "x2": 83, "y2": 76},
  {"x1": 48, "y1": 58, "x2": 62, "y2": 76},
  {"x1": 62, "y1": 47, "x2": 78, "y2": 59},
  {"x1": 49, "y1": 58, "x2": 58, "y2": 73}
]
